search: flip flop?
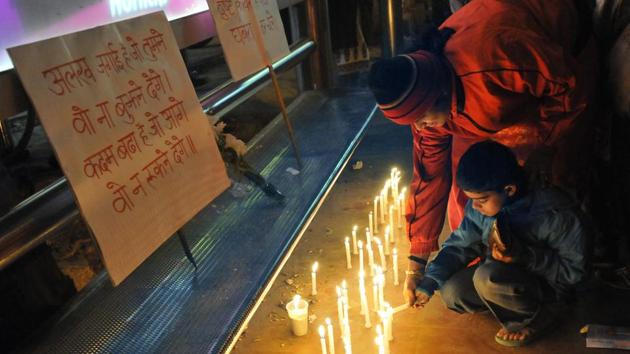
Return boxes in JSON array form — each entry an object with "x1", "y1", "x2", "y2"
[{"x1": 494, "y1": 309, "x2": 557, "y2": 347}]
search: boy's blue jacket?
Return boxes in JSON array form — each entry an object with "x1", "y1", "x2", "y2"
[{"x1": 418, "y1": 187, "x2": 589, "y2": 298}]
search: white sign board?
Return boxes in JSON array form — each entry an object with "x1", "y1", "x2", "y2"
[
  {"x1": 9, "y1": 12, "x2": 230, "y2": 285},
  {"x1": 207, "y1": 0, "x2": 290, "y2": 81}
]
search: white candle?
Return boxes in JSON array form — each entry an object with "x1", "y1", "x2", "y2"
[
  {"x1": 392, "y1": 248, "x2": 399, "y2": 286},
  {"x1": 384, "y1": 226, "x2": 391, "y2": 256},
  {"x1": 341, "y1": 280, "x2": 349, "y2": 319},
  {"x1": 344, "y1": 237, "x2": 352, "y2": 269},
  {"x1": 286, "y1": 294, "x2": 309, "y2": 336},
  {"x1": 375, "y1": 325, "x2": 385, "y2": 354},
  {"x1": 319, "y1": 325, "x2": 328, "y2": 354},
  {"x1": 396, "y1": 195, "x2": 403, "y2": 228},
  {"x1": 372, "y1": 280, "x2": 379, "y2": 311},
  {"x1": 336, "y1": 286, "x2": 343, "y2": 329},
  {"x1": 379, "y1": 190, "x2": 386, "y2": 223},
  {"x1": 380, "y1": 310, "x2": 390, "y2": 354},
  {"x1": 365, "y1": 227, "x2": 372, "y2": 247},
  {"x1": 375, "y1": 238, "x2": 387, "y2": 270},
  {"x1": 311, "y1": 262, "x2": 319, "y2": 296},
  {"x1": 362, "y1": 292, "x2": 371, "y2": 328},
  {"x1": 325, "y1": 318, "x2": 335, "y2": 354},
  {"x1": 388, "y1": 204, "x2": 395, "y2": 243},
  {"x1": 343, "y1": 318, "x2": 352, "y2": 354},
  {"x1": 373, "y1": 197, "x2": 379, "y2": 234},
  {"x1": 368, "y1": 212, "x2": 374, "y2": 238},
  {"x1": 367, "y1": 242, "x2": 375, "y2": 276},
  {"x1": 359, "y1": 271, "x2": 371, "y2": 328},
  {"x1": 351, "y1": 225, "x2": 358, "y2": 255},
  {"x1": 358, "y1": 271, "x2": 366, "y2": 315},
  {"x1": 383, "y1": 180, "x2": 390, "y2": 204},
  {"x1": 378, "y1": 272, "x2": 385, "y2": 311},
  {"x1": 392, "y1": 303, "x2": 410, "y2": 313},
  {"x1": 386, "y1": 303, "x2": 394, "y2": 341},
  {"x1": 358, "y1": 240, "x2": 365, "y2": 274}
]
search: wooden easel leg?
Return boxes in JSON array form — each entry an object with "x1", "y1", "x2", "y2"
[{"x1": 177, "y1": 230, "x2": 198, "y2": 270}]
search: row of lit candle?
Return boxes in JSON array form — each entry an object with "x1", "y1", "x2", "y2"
[{"x1": 312, "y1": 168, "x2": 407, "y2": 353}]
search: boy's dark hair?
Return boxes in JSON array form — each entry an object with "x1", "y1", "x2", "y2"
[{"x1": 456, "y1": 140, "x2": 524, "y2": 193}]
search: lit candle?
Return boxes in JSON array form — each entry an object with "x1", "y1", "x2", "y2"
[
  {"x1": 358, "y1": 240, "x2": 365, "y2": 274},
  {"x1": 379, "y1": 189, "x2": 386, "y2": 223},
  {"x1": 358, "y1": 271, "x2": 366, "y2": 315},
  {"x1": 369, "y1": 211, "x2": 374, "y2": 238},
  {"x1": 344, "y1": 237, "x2": 352, "y2": 269},
  {"x1": 373, "y1": 196, "x2": 379, "y2": 234},
  {"x1": 386, "y1": 303, "x2": 394, "y2": 341},
  {"x1": 341, "y1": 280, "x2": 349, "y2": 320},
  {"x1": 384, "y1": 226, "x2": 391, "y2": 256},
  {"x1": 388, "y1": 204, "x2": 395, "y2": 243},
  {"x1": 367, "y1": 242, "x2": 375, "y2": 276},
  {"x1": 365, "y1": 227, "x2": 372, "y2": 247},
  {"x1": 351, "y1": 225, "x2": 358, "y2": 255},
  {"x1": 312, "y1": 262, "x2": 319, "y2": 296},
  {"x1": 375, "y1": 238, "x2": 387, "y2": 270},
  {"x1": 383, "y1": 180, "x2": 390, "y2": 205},
  {"x1": 372, "y1": 280, "x2": 379, "y2": 311},
  {"x1": 360, "y1": 274, "x2": 372, "y2": 328},
  {"x1": 379, "y1": 309, "x2": 390, "y2": 354},
  {"x1": 375, "y1": 325, "x2": 385, "y2": 354},
  {"x1": 392, "y1": 248, "x2": 399, "y2": 286},
  {"x1": 378, "y1": 271, "x2": 385, "y2": 311},
  {"x1": 396, "y1": 195, "x2": 403, "y2": 229},
  {"x1": 390, "y1": 168, "x2": 396, "y2": 185},
  {"x1": 286, "y1": 294, "x2": 309, "y2": 336},
  {"x1": 325, "y1": 318, "x2": 335, "y2": 354},
  {"x1": 343, "y1": 318, "x2": 352, "y2": 354},
  {"x1": 319, "y1": 325, "x2": 328, "y2": 354},
  {"x1": 336, "y1": 286, "x2": 344, "y2": 329}
]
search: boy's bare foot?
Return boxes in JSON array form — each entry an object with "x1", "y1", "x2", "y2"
[{"x1": 496, "y1": 327, "x2": 534, "y2": 342}]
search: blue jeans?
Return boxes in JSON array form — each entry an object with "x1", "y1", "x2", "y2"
[{"x1": 439, "y1": 260, "x2": 556, "y2": 331}]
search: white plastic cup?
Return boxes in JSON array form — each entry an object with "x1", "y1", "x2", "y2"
[{"x1": 286, "y1": 296, "x2": 309, "y2": 336}]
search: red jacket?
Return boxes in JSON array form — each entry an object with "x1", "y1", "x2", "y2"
[{"x1": 407, "y1": 0, "x2": 597, "y2": 254}]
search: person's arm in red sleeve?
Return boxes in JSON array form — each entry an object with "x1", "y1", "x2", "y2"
[
  {"x1": 406, "y1": 125, "x2": 452, "y2": 257},
  {"x1": 403, "y1": 124, "x2": 452, "y2": 307}
]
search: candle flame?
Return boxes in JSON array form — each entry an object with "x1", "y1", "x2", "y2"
[
  {"x1": 353, "y1": 224, "x2": 358, "y2": 231},
  {"x1": 345, "y1": 237, "x2": 350, "y2": 244},
  {"x1": 293, "y1": 294, "x2": 301, "y2": 304},
  {"x1": 341, "y1": 279, "x2": 347, "y2": 289},
  {"x1": 312, "y1": 261, "x2": 319, "y2": 273},
  {"x1": 393, "y1": 248, "x2": 398, "y2": 255},
  {"x1": 358, "y1": 240, "x2": 363, "y2": 248},
  {"x1": 319, "y1": 325, "x2": 326, "y2": 337},
  {"x1": 325, "y1": 317, "x2": 332, "y2": 325},
  {"x1": 336, "y1": 286, "x2": 341, "y2": 296}
]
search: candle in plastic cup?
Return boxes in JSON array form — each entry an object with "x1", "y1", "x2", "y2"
[{"x1": 286, "y1": 295, "x2": 309, "y2": 336}]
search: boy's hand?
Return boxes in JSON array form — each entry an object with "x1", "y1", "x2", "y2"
[
  {"x1": 491, "y1": 242, "x2": 515, "y2": 263},
  {"x1": 413, "y1": 290, "x2": 431, "y2": 308},
  {"x1": 403, "y1": 255, "x2": 427, "y2": 307},
  {"x1": 404, "y1": 272, "x2": 424, "y2": 307}
]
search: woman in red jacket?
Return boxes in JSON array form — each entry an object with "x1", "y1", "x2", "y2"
[{"x1": 368, "y1": 0, "x2": 597, "y2": 306}]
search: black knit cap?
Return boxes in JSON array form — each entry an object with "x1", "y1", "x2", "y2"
[
  {"x1": 456, "y1": 140, "x2": 524, "y2": 193},
  {"x1": 368, "y1": 56, "x2": 415, "y2": 106}
]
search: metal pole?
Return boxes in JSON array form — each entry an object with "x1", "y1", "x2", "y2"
[
  {"x1": 380, "y1": 0, "x2": 403, "y2": 58},
  {"x1": 306, "y1": 0, "x2": 335, "y2": 89}
]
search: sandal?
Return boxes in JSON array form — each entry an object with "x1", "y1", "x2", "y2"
[{"x1": 494, "y1": 308, "x2": 557, "y2": 347}]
